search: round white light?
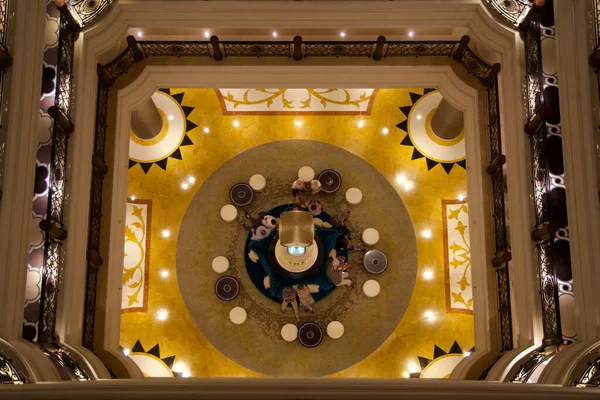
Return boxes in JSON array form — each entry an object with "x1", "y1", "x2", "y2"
[
  {"x1": 395, "y1": 174, "x2": 406, "y2": 184},
  {"x1": 423, "y1": 310, "x2": 435, "y2": 320},
  {"x1": 408, "y1": 30, "x2": 414, "y2": 37},
  {"x1": 156, "y1": 309, "x2": 169, "y2": 321},
  {"x1": 357, "y1": 120, "x2": 365, "y2": 128},
  {"x1": 203, "y1": 127, "x2": 210, "y2": 134},
  {"x1": 182, "y1": 370, "x2": 191, "y2": 378},
  {"x1": 416, "y1": 114, "x2": 422, "y2": 120},
  {"x1": 160, "y1": 270, "x2": 169, "y2": 279},
  {"x1": 130, "y1": 195, "x2": 136, "y2": 201},
  {"x1": 172, "y1": 362, "x2": 186, "y2": 373},
  {"x1": 123, "y1": 348, "x2": 130, "y2": 356},
  {"x1": 272, "y1": 31, "x2": 278, "y2": 37},
  {"x1": 204, "y1": 31, "x2": 210, "y2": 38},
  {"x1": 407, "y1": 362, "x2": 419, "y2": 373},
  {"x1": 381, "y1": 127, "x2": 389, "y2": 135},
  {"x1": 464, "y1": 351, "x2": 471, "y2": 357},
  {"x1": 458, "y1": 194, "x2": 465, "y2": 201},
  {"x1": 340, "y1": 31, "x2": 346, "y2": 37},
  {"x1": 232, "y1": 119, "x2": 240, "y2": 127},
  {"x1": 168, "y1": 114, "x2": 174, "y2": 121},
  {"x1": 181, "y1": 182, "x2": 189, "y2": 190},
  {"x1": 161, "y1": 229, "x2": 171, "y2": 239},
  {"x1": 294, "y1": 120, "x2": 303, "y2": 127},
  {"x1": 403, "y1": 181, "x2": 414, "y2": 191},
  {"x1": 421, "y1": 229, "x2": 432, "y2": 239},
  {"x1": 137, "y1": 31, "x2": 143, "y2": 38},
  {"x1": 422, "y1": 270, "x2": 434, "y2": 280},
  {"x1": 188, "y1": 176, "x2": 196, "y2": 184}
]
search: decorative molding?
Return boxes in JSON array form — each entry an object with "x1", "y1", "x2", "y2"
[{"x1": 443, "y1": 200, "x2": 472, "y2": 314}]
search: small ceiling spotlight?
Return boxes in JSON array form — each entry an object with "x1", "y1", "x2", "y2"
[
  {"x1": 232, "y1": 119, "x2": 240, "y2": 127},
  {"x1": 403, "y1": 181, "x2": 414, "y2": 191},
  {"x1": 137, "y1": 31, "x2": 143, "y2": 38},
  {"x1": 463, "y1": 351, "x2": 471, "y2": 357},
  {"x1": 408, "y1": 30, "x2": 414, "y2": 37},
  {"x1": 422, "y1": 269, "x2": 434, "y2": 280},
  {"x1": 358, "y1": 120, "x2": 365, "y2": 128},
  {"x1": 161, "y1": 229, "x2": 171, "y2": 239},
  {"x1": 421, "y1": 229, "x2": 433, "y2": 239},
  {"x1": 416, "y1": 114, "x2": 423, "y2": 120},
  {"x1": 203, "y1": 127, "x2": 210, "y2": 134},
  {"x1": 407, "y1": 362, "x2": 419, "y2": 373},
  {"x1": 458, "y1": 193, "x2": 465, "y2": 201},
  {"x1": 130, "y1": 195, "x2": 136, "y2": 201},
  {"x1": 123, "y1": 348, "x2": 131, "y2": 356},
  {"x1": 182, "y1": 370, "x2": 191, "y2": 378},
  {"x1": 181, "y1": 182, "x2": 189, "y2": 190},
  {"x1": 294, "y1": 119, "x2": 303, "y2": 127},
  {"x1": 340, "y1": 31, "x2": 346, "y2": 37},
  {"x1": 423, "y1": 310, "x2": 435, "y2": 320},
  {"x1": 156, "y1": 309, "x2": 169, "y2": 321},
  {"x1": 168, "y1": 115, "x2": 174, "y2": 121},
  {"x1": 395, "y1": 174, "x2": 406, "y2": 185},
  {"x1": 381, "y1": 127, "x2": 389, "y2": 135},
  {"x1": 272, "y1": 31, "x2": 278, "y2": 37},
  {"x1": 204, "y1": 30, "x2": 210, "y2": 38},
  {"x1": 188, "y1": 176, "x2": 196, "y2": 184},
  {"x1": 160, "y1": 270, "x2": 169, "y2": 279}
]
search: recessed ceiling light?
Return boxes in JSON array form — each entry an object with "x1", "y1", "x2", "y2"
[
  {"x1": 161, "y1": 229, "x2": 171, "y2": 239},
  {"x1": 340, "y1": 31, "x2": 346, "y2": 37},
  {"x1": 156, "y1": 309, "x2": 169, "y2": 321},
  {"x1": 421, "y1": 229, "x2": 432, "y2": 239},
  {"x1": 294, "y1": 120, "x2": 303, "y2": 127},
  {"x1": 168, "y1": 115, "x2": 174, "y2": 121},
  {"x1": 403, "y1": 181, "x2": 414, "y2": 191},
  {"x1": 463, "y1": 351, "x2": 471, "y2": 357},
  {"x1": 395, "y1": 174, "x2": 406, "y2": 184},
  {"x1": 416, "y1": 114, "x2": 422, "y2": 120},
  {"x1": 130, "y1": 195, "x2": 136, "y2": 201},
  {"x1": 137, "y1": 31, "x2": 143, "y2": 38},
  {"x1": 204, "y1": 30, "x2": 210, "y2": 38},
  {"x1": 272, "y1": 31, "x2": 278, "y2": 37},
  {"x1": 422, "y1": 270, "x2": 434, "y2": 280},
  {"x1": 160, "y1": 270, "x2": 169, "y2": 279},
  {"x1": 407, "y1": 362, "x2": 419, "y2": 373},
  {"x1": 381, "y1": 127, "x2": 389, "y2": 135},
  {"x1": 188, "y1": 176, "x2": 196, "y2": 184},
  {"x1": 408, "y1": 30, "x2": 414, "y2": 37},
  {"x1": 181, "y1": 182, "x2": 189, "y2": 190},
  {"x1": 232, "y1": 119, "x2": 240, "y2": 127},
  {"x1": 358, "y1": 120, "x2": 365, "y2": 128},
  {"x1": 123, "y1": 348, "x2": 131, "y2": 356},
  {"x1": 182, "y1": 370, "x2": 191, "y2": 378},
  {"x1": 423, "y1": 310, "x2": 435, "y2": 320},
  {"x1": 203, "y1": 127, "x2": 210, "y2": 134},
  {"x1": 458, "y1": 194, "x2": 465, "y2": 201}
]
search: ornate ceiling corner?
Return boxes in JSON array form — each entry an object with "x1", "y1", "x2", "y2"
[
  {"x1": 67, "y1": 0, "x2": 114, "y2": 29},
  {"x1": 482, "y1": 0, "x2": 534, "y2": 28}
]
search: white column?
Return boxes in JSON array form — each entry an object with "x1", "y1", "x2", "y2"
[
  {"x1": 554, "y1": 0, "x2": 600, "y2": 342},
  {"x1": 0, "y1": 0, "x2": 47, "y2": 340}
]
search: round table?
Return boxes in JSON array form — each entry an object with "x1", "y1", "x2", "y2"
[
  {"x1": 249, "y1": 174, "x2": 266, "y2": 192},
  {"x1": 345, "y1": 188, "x2": 363, "y2": 205},
  {"x1": 298, "y1": 166, "x2": 315, "y2": 182},
  {"x1": 326, "y1": 321, "x2": 345, "y2": 339},
  {"x1": 281, "y1": 324, "x2": 298, "y2": 342},
  {"x1": 215, "y1": 276, "x2": 240, "y2": 301},
  {"x1": 363, "y1": 250, "x2": 388, "y2": 274},
  {"x1": 318, "y1": 169, "x2": 342, "y2": 193},
  {"x1": 362, "y1": 228, "x2": 380, "y2": 246},
  {"x1": 229, "y1": 307, "x2": 247, "y2": 325},
  {"x1": 212, "y1": 256, "x2": 230, "y2": 273},
  {"x1": 363, "y1": 279, "x2": 381, "y2": 298},
  {"x1": 220, "y1": 204, "x2": 238, "y2": 223},
  {"x1": 229, "y1": 183, "x2": 254, "y2": 207},
  {"x1": 298, "y1": 322, "x2": 323, "y2": 348}
]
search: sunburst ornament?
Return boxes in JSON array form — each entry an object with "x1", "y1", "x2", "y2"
[
  {"x1": 129, "y1": 88, "x2": 196, "y2": 174},
  {"x1": 125, "y1": 340, "x2": 180, "y2": 377},
  {"x1": 414, "y1": 341, "x2": 474, "y2": 378},
  {"x1": 397, "y1": 89, "x2": 466, "y2": 174}
]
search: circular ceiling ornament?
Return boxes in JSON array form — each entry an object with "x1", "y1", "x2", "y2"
[
  {"x1": 229, "y1": 183, "x2": 254, "y2": 207},
  {"x1": 396, "y1": 89, "x2": 466, "y2": 174},
  {"x1": 214, "y1": 276, "x2": 240, "y2": 301},
  {"x1": 298, "y1": 322, "x2": 323, "y2": 348},
  {"x1": 129, "y1": 89, "x2": 197, "y2": 174}
]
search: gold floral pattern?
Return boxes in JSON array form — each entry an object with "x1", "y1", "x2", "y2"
[
  {"x1": 443, "y1": 200, "x2": 472, "y2": 313},
  {"x1": 122, "y1": 200, "x2": 152, "y2": 313}
]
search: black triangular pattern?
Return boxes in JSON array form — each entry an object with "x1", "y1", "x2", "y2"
[
  {"x1": 129, "y1": 159, "x2": 138, "y2": 169},
  {"x1": 396, "y1": 119, "x2": 408, "y2": 132},
  {"x1": 433, "y1": 345, "x2": 447, "y2": 359},
  {"x1": 186, "y1": 120, "x2": 198, "y2": 133},
  {"x1": 180, "y1": 134, "x2": 194, "y2": 147},
  {"x1": 442, "y1": 163, "x2": 455, "y2": 174},
  {"x1": 171, "y1": 92, "x2": 184, "y2": 104},
  {"x1": 457, "y1": 159, "x2": 466, "y2": 169},
  {"x1": 399, "y1": 105, "x2": 413, "y2": 118},
  {"x1": 182, "y1": 106, "x2": 194, "y2": 117},
  {"x1": 418, "y1": 356, "x2": 432, "y2": 370},
  {"x1": 147, "y1": 344, "x2": 161, "y2": 358},
  {"x1": 449, "y1": 341, "x2": 463, "y2": 354},
  {"x1": 161, "y1": 355, "x2": 176, "y2": 369},
  {"x1": 140, "y1": 163, "x2": 153, "y2": 174},
  {"x1": 172, "y1": 371, "x2": 183, "y2": 378},
  {"x1": 409, "y1": 92, "x2": 422, "y2": 104},
  {"x1": 132, "y1": 340, "x2": 144, "y2": 353},
  {"x1": 423, "y1": 88, "x2": 436, "y2": 94},
  {"x1": 468, "y1": 346, "x2": 475, "y2": 353},
  {"x1": 426, "y1": 158, "x2": 439, "y2": 171},
  {"x1": 158, "y1": 88, "x2": 170, "y2": 95},
  {"x1": 411, "y1": 148, "x2": 424, "y2": 160},
  {"x1": 155, "y1": 158, "x2": 168, "y2": 170},
  {"x1": 169, "y1": 148, "x2": 182, "y2": 160},
  {"x1": 400, "y1": 134, "x2": 413, "y2": 146}
]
